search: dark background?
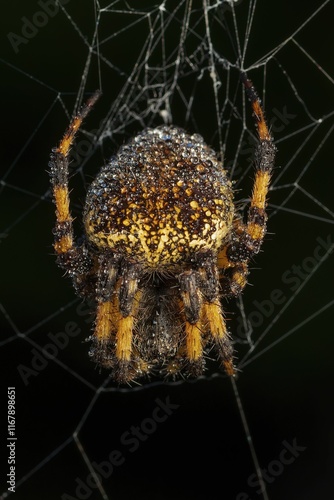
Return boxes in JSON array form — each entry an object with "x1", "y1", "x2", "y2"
[{"x1": 1, "y1": 1, "x2": 333, "y2": 499}]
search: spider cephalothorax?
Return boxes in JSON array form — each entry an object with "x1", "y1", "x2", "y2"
[{"x1": 49, "y1": 74, "x2": 276, "y2": 384}]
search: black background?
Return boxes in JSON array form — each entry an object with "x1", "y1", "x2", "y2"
[{"x1": 1, "y1": 1, "x2": 333, "y2": 499}]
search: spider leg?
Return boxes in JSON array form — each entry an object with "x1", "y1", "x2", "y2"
[
  {"x1": 236, "y1": 73, "x2": 276, "y2": 261},
  {"x1": 195, "y1": 250, "x2": 235, "y2": 376},
  {"x1": 179, "y1": 270, "x2": 204, "y2": 374},
  {"x1": 218, "y1": 74, "x2": 276, "y2": 294},
  {"x1": 91, "y1": 252, "x2": 121, "y2": 365},
  {"x1": 218, "y1": 219, "x2": 249, "y2": 297},
  {"x1": 179, "y1": 249, "x2": 235, "y2": 376},
  {"x1": 92, "y1": 255, "x2": 144, "y2": 384},
  {"x1": 116, "y1": 261, "x2": 140, "y2": 366},
  {"x1": 48, "y1": 91, "x2": 101, "y2": 295}
]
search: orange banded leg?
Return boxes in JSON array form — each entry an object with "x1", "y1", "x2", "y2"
[
  {"x1": 218, "y1": 248, "x2": 249, "y2": 298},
  {"x1": 93, "y1": 298, "x2": 118, "y2": 365},
  {"x1": 50, "y1": 90, "x2": 101, "y2": 244},
  {"x1": 93, "y1": 288, "x2": 139, "y2": 379},
  {"x1": 184, "y1": 323, "x2": 203, "y2": 363},
  {"x1": 55, "y1": 90, "x2": 101, "y2": 158},
  {"x1": 114, "y1": 285, "x2": 144, "y2": 383},
  {"x1": 217, "y1": 75, "x2": 276, "y2": 272},
  {"x1": 202, "y1": 301, "x2": 234, "y2": 376},
  {"x1": 240, "y1": 73, "x2": 276, "y2": 258},
  {"x1": 115, "y1": 262, "x2": 139, "y2": 373},
  {"x1": 91, "y1": 254, "x2": 121, "y2": 367},
  {"x1": 179, "y1": 265, "x2": 235, "y2": 377},
  {"x1": 48, "y1": 91, "x2": 101, "y2": 295},
  {"x1": 94, "y1": 295, "x2": 136, "y2": 372},
  {"x1": 179, "y1": 271, "x2": 204, "y2": 374},
  {"x1": 194, "y1": 249, "x2": 235, "y2": 375},
  {"x1": 92, "y1": 257, "x2": 141, "y2": 383}
]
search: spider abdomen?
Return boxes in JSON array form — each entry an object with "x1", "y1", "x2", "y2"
[{"x1": 84, "y1": 126, "x2": 234, "y2": 269}]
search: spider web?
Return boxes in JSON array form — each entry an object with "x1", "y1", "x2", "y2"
[{"x1": 1, "y1": 1, "x2": 333, "y2": 499}]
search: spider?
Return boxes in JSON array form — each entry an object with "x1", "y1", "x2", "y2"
[{"x1": 49, "y1": 73, "x2": 276, "y2": 384}]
